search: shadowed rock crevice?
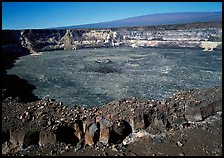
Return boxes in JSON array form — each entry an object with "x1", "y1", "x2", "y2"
[
  {"x1": 110, "y1": 120, "x2": 132, "y2": 144},
  {"x1": 2, "y1": 129, "x2": 10, "y2": 144},
  {"x1": 23, "y1": 131, "x2": 40, "y2": 149},
  {"x1": 2, "y1": 37, "x2": 40, "y2": 103},
  {"x1": 56, "y1": 125, "x2": 79, "y2": 146},
  {"x1": 93, "y1": 122, "x2": 100, "y2": 144},
  {"x1": 1, "y1": 74, "x2": 39, "y2": 103},
  {"x1": 143, "y1": 113, "x2": 151, "y2": 129}
]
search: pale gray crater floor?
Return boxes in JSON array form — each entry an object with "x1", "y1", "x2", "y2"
[{"x1": 7, "y1": 47, "x2": 222, "y2": 107}]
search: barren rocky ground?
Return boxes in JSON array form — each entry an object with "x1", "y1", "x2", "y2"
[{"x1": 2, "y1": 87, "x2": 222, "y2": 156}]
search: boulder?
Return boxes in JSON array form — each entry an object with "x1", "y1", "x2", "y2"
[
  {"x1": 130, "y1": 114, "x2": 145, "y2": 130},
  {"x1": 39, "y1": 130, "x2": 56, "y2": 147},
  {"x1": 84, "y1": 123, "x2": 99, "y2": 146},
  {"x1": 167, "y1": 87, "x2": 222, "y2": 122},
  {"x1": 185, "y1": 100, "x2": 221, "y2": 122},
  {"x1": 99, "y1": 127, "x2": 110, "y2": 145},
  {"x1": 97, "y1": 116, "x2": 113, "y2": 145},
  {"x1": 9, "y1": 130, "x2": 26, "y2": 149},
  {"x1": 68, "y1": 120, "x2": 84, "y2": 142},
  {"x1": 152, "y1": 111, "x2": 170, "y2": 130},
  {"x1": 2, "y1": 142, "x2": 10, "y2": 155}
]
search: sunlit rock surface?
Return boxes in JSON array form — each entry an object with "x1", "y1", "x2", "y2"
[{"x1": 2, "y1": 22, "x2": 222, "y2": 54}]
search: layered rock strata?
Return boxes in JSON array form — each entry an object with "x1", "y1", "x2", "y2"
[{"x1": 2, "y1": 22, "x2": 222, "y2": 55}]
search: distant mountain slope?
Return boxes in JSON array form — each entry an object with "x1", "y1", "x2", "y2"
[{"x1": 53, "y1": 12, "x2": 222, "y2": 29}]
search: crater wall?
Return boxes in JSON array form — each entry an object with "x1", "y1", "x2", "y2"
[{"x1": 2, "y1": 22, "x2": 222, "y2": 55}]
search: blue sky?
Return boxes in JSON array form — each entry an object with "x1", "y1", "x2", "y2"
[{"x1": 2, "y1": 2, "x2": 222, "y2": 30}]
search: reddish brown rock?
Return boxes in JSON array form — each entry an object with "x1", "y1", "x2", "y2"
[
  {"x1": 68, "y1": 121, "x2": 84, "y2": 141},
  {"x1": 100, "y1": 127, "x2": 110, "y2": 145},
  {"x1": 84, "y1": 122, "x2": 99, "y2": 146},
  {"x1": 97, "y1": 116, "x2": 113, "y2": 145}
]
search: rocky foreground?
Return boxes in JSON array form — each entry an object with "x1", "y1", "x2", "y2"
[{"x1": 2, "y1": 87, "x2": 222, "y2": 156}]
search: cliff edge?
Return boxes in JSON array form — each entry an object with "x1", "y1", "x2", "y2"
[{"x1": 2, "y1": 22, "x2": 222, "y2": 55}]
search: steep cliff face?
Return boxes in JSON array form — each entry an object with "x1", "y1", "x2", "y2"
[{"x1": 2, "y1": 22, "x2": 222, "y2": 54}]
